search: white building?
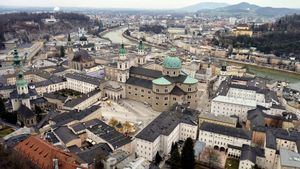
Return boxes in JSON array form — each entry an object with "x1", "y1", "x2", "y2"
[
  {"x1": 198, "y1": 122, "x2": 252, "y2": 152},
  {"x1": 135, "y1": 105, "x2": 199, "y2": 161},
  {"x1": 65, "y1": 72, "x2": 103, "y2": 94}
]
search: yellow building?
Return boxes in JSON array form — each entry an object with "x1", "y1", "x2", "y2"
[{"x1": 234, "y1": 24, "x2": 253, "y2": 37}]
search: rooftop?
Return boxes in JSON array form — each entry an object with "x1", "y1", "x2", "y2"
[
  {"x1": 200, "y1": 122, "x2": 252, "y2": 140},
  {"x1": 213, "y1": 95, "x2": 257, "y2": 108},
  {"x1": 136, "y1": 105, "x2": 199, "y2": 142},
  {"x1": 279, "y1": 148, "x2": 300, "y2": 168},
  {"x1": 14, "y1": 136, "x2": 82, "y2": 169},
  {"x1": 87, "y1": 119, "x2": 132, "y2": 149},
  {"x1": 152, "y1": 77, "x2": 172, "y2": 85},
  {"x1": 65, "y1": 72, "x2": 103, "y2": 86}
]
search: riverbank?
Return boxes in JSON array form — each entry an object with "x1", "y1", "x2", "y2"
[
  {"x1": 122, "y1": 30, "x2": 168, "y2": 50},
  {"x1": 219, "y1": 58, "x2": 300, "y2": 83}
]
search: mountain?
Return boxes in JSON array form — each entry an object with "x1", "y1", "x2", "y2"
[
  {"x1": 179, "y1": 2, "x2": 229, "y2": 12},
  {"x1": 213, "y1": 2, "x2": 300, "y2": 17}
]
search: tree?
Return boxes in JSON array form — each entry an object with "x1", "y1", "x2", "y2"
[
  {"x1": 94, "y1": 152, "x2": 105, "y2": 169},
  {"x1": 170, "y1": 143, "x2": 181, "y2": 169},
  {"x1": 155, "y1": 152, "x2": 162, "y2": 165},
  {"x1": 181, "y1": 138, "x2": 195, "y2": 169},
  {"x1": 60, "y1": 46, "x2": 65, "y2": 58},
  {"x1": 109, "y1": 118, "x2": 118, "y2": 127},
  {"x1": 207, "y1": 149, "x2": 220, "y2": 168},
  {"x1": 0, "y1": 98, "x2": 17, "y2": 124},
  {"x1": 67, "y1": 33, "x2": 71, "y2": 42},
  {"x1": 34, "y1": 105, "x2": 43, "y2": 122}
]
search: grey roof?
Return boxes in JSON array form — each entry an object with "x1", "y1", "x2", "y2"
[
  {"x1": 53, "y1": 126, "x2": 79, "y2": 144},
  {"x1": 45, "y1": 132, "x2": 60, "y2": 144},
  {"x1": 73, "y1": 49, "x2": 93, "y2": 62},
  {"x1": 164, "y1": 74, "x2": 188, "y2": 84},
  {"x1": 170, "y1": 86, "x2": 186, "y2": 96},
  {"x1": 247, "y1": 106, "x2": 269, "y2": 129},
  {"x1": 50, "y1": 105, "x2": 100, "y2": 126},
  {"x1": 129, "y1": 67, "x2": 162, "y2": 79},
  {"x1": 64, "y1": 89, "x2": 100, "y2": 108},
  {"x1": 16, "y1": 105, "x2": 35, "y2": 119},
  {"x1": 4, "y1": 134, "x2": 30, "y2": 148},
  {"x1": 30, "y1": 97, "x2": 47, "y2": 105},
  {"x1": 65, "y1": 72, "x2": 102, "y2": 86},
  {"x1": 254, "y1": 127, "x2": 300, "y2": 150},
  {"x1": 240, "y1": 144, "x2": 264, "y2": 163},
  {"x1": 126, "y1": 77, "x2": 152, "y2": 89},
  {"x1": 279, "y1": 149, "x2": 300, "y2": 168},
  {"x1": 0, "y1": 84, "x2": 15, "y2": 90},
  {"x1": 43, "y1": 92, "x2": 68, "y2": 102},
  {"x1": 200, "y1": 122, "x2": 252, "y2": 140},
  {"x1": 69, "y1": 123, "x2": 86, "y2": 133},
  {"x1": 77, "y1": 143, "x2": 112, "y2": 164},
  {"x1": 88, "y1": 120, "x2": 132, "y2": 149},
  {"x1": 136, "y1": 105, "x2": 199, "y2": 142},
  {"x1": 215, "y1": 77, "x2": 280, "y2": 105}
]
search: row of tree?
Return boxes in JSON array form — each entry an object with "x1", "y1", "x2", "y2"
[
  {"x1": 168, "y1": 138, "x2": 195, "y2": 169},
  {"x1": 139, "y1": 25, "x2": 165, "y2": 34}
]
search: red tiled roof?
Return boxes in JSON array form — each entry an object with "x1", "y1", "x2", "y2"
[{"x1": 14, "y1": 135, "x2": 83, "y2": 169}]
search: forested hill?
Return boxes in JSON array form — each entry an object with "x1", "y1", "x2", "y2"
[
  {"x1": 273, "y1": 14, "x2": 300, "y2": 32},
  {"x1": 214, "y1": 14, "x2": 300, "y2": 59},
  {"x1": 0, "y1": 12, "x2": 91, "y2": 49}
]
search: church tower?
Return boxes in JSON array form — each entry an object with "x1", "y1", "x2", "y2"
[
  {"x1": 117, "y1": 43, "x2": 129, "y2": 83},
  {"x1": 219, "y1": 62, "x2": 228, "y2": 82},
  {"x1": 11, "y1": 49, "x2": 31, "y2": 111},
  {"x1": 67, "y1": 33, "x2": 74, "y2": 68},
  {"x1": 137, "y1": 40, "x2": 146, "y2": 65}
]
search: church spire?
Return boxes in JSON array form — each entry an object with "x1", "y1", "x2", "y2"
[{"x1": 119, "y1": 43, "x2": 126, "y2": 59}]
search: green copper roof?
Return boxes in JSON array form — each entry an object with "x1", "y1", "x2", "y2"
[
  {"x1": 13, "y1": 49, "x2": 22, "y2": 67},
  {"x1": 138, "y1": 41, "x2": 144, "y2": 50},
  {"x1": 183, "y1": 76, "x2": 198, "y2": 84},
  {"x1": 16, "y1": 72, "x2": 28, "y2": 87},
  {"x1": 163, "y1": 56, "x2": 182, "y2": 69},
  {"x1": 152, "y1": 77, "x2": 172, "y2": 85},
  {"x1": 119, "y1": 43, "x2": 126, "y2": 55}
]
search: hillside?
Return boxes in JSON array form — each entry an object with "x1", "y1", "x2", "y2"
[
  {"x1": 179, "y1": 2, "x2": 228, "y2": 12},
  {"x1": 213, "y1": 14, "x2": 300, "y2": 59},
  {"x1": 208, "y1": 2, "x2": 300, "y2": 17}
]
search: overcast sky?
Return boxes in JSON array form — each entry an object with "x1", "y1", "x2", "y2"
[{"x1": 1, "y1": 0, "x2": 300, "y2": 9}]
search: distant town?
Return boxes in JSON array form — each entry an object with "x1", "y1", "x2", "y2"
[{"x1": 0, "y1": 2, "x2": 300, "y2": 169}]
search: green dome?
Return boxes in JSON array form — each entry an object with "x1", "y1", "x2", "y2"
[
  {"x1": 163, "y1": 56, "x2": 182, "y2": 69},
  {"x1": 152, "y1": 77, "x2": 172, "y2": 85}
]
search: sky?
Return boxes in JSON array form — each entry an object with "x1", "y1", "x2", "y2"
[{"x1": 0, "y1": 0, "x2": 300, "y2": 9}]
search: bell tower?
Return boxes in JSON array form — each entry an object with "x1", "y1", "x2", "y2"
[
  {"x1": 11, "y1": 49, "x2": 31, "y2": 111},
  {"x1": 117, "y1": 43, "x2": 129, "y2": 83}
]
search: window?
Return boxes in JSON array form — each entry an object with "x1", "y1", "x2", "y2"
[
  {"x1": 164, "y1": 97, "x2": 168, "y2": 100},
  {"x1": 188, "y1": 88, "x2": 191, "y2": 92},
  {"x1": 156, "y1": 89, "x2": 159, "y2": 92}
]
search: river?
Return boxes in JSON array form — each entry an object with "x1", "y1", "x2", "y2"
[
  {"x1": 102, "y1": 27, "x2": 300, "y2": 83},
  {"x1": 102, "y1": 27, "x2": 136, "y2": 45}
]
